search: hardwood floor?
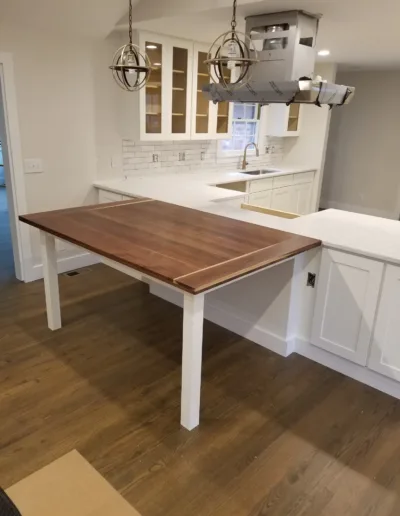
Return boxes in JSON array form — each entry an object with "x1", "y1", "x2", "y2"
[{"x1": 1, "y1": 264, "x2": 400, "y2": 515}]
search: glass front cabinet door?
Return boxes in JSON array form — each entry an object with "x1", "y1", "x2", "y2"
[
  {"x1": 191, "y1": 43, "x2": 233, "y2": 140},
  {"x1": 266, "y1": 103, "x2": 302, "y2": 137},
  {"x1": 139, "y1": 33, "x2": 193, "y2": 140}
]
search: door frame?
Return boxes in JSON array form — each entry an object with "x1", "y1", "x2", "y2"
[{"x1": 0, "y1": 52, "x2": 31, "y2": 281}]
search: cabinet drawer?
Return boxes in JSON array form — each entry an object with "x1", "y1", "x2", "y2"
[
  {"x1": 248, "y1": 177, "x2": 274, "y2": 193},
  {"x1": 293, "y1": 171, "x2": 314, "y2": 185},
  {"x1": 273, "y1": 174, "x2": 293, "y2": 189},
  {"x1": 98, "y1": 190, "x2": 123, "y2": 204}
]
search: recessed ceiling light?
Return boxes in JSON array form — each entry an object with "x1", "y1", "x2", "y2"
[
  {"x1": 146, "y1": 44, "x2": 158, "y2": 49},
  {"x1": 318, "y1": 50, "x2": 330, "y2": 57}
]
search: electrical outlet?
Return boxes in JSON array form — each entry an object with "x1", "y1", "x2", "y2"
[
  {"x1": 152, "y1": 153, "x2": 159, "y2": 162},
  {"x1": 307, "y1": 273, "x2": 316, "y2": 288},
  {"x1": 179, "y1": 152, "x2": 186, "y2": 161},
  {"x1": 24, "y1": 158, "x2": 44, "y2": 174},
  {"x1": 200, "y1": 151, "x2": 205, "y2": 161}
]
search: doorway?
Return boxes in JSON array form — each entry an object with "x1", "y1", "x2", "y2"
[
  {"x1": 0, "y1": 53, "x2": 32, "y2": 282},
  {"x1": 0, "y1": 139, "x2": 15, "y2": 282}
]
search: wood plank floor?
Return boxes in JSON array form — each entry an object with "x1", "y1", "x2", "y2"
[{"x1": 1, "y1": 264, "x2": 400, "y2": 515}]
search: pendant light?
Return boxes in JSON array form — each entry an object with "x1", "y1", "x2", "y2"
[
  {"x1": 109, "y1": 0, "x2": 151, "y2": 92},
  {"x1": 205, "y1": 0, "x2": 258, "y2": 90}
]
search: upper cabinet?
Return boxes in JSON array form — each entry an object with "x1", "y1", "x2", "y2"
[
  {"x1": 191, "y1": 43, "x2": 233, "y2": 140},
  {"x1": 138, "y1": 32, "x2": 193, "y2": 140},
  {"x1": 120, "y1": 33, "x2": 233, "y2": 141},
  {"x1": 266, "y1": 104, "x2": 302, "y2": 137}
]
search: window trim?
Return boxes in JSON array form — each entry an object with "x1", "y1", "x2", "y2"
[{"x1": 217, "y1": 103, "x2": 262, "y2": 158}]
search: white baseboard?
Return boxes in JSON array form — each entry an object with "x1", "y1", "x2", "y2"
[
  {"x1": 149, "y1": 282, "x2": 291, "y2": 357},
  {"x1": 319, "y1": 199, "x2": 395, "y2": 220},
  {"x1": 295, "y1": 337, "x2": 400, "y2": 400},
  {"x1": 24, "y1": 252, "x2": 100, "y2": 283}
]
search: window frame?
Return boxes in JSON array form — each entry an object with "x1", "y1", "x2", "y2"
[{"x1": 218, "y1": 103, "x2": 262, "y2": 158}]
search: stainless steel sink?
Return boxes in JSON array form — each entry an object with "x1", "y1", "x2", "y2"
[{"x1": 242, "y1": 169, "x2": 279, "y2": 176}]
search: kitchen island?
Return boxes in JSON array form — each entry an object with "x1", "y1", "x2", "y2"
[
  {"x1": 20, "y1": 197, "x2": 319, "y2": 430},
  {"x1": 94, "y1": 168, "x2": 400, "y2": 402}
]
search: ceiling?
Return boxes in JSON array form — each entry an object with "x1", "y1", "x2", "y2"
[
  {"x1": 114, "y1": 0, "x2": 400, "y2": 69},
  {"x1": 0, "y1": 0, "x2": 131, "y2": 38}
]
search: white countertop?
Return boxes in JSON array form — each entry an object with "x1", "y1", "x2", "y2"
[{"x1": 94, "y1": 167, "x2": 400, "y2": 265}]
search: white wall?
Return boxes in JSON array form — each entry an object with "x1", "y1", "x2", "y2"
[
  {"x1": 281, "y1": 63, "x2": 337, "y2": 211},
  {"x1": 93, "y1": 32, "x2": 124, "y2": 181},
  {"x1": 0, "y1": 25, "x2": 122, "y2": 273},
  {"x1": 321, "y1": 71, "x2": 400, "y2": 219}
]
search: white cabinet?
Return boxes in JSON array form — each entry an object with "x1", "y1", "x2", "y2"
[
  {"x1": 245, "y1": 171, "x2": 315, "y2": 215},
  {"x1": 120, "y1": 36, "x2": 233, "y2": 141},
  {"x1": 266, "y1": 104, "x2": 302, "y2": 137},
  {"x1": 311, "y1": 249, "x2": 384, "y2": 365},
  {"x1": 368, "y1": 264, "x2": 400, "y2": 380},
  {"x1": 191, "y1": 43, "x2": 233, "y2": 140},
  {"x1": 138, "y1": 32, "x2": 193, "y2": 141},
  {"x1": 248, "y1": 190, "x2": 272, "y2": 208},
  {"x1": 292, "y1": 182, "x2": 312, "y2": 215},
  {"x1": 271, "y1": 186, "x2": 294, "y2": 212}
]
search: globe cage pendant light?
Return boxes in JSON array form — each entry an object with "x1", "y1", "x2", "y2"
[
  {"x1": 205, "y1": 0, "x2": 258, "y2": 91},
  {"x1": 109, "y1": 0, "x2": 151, "y2": 92}
]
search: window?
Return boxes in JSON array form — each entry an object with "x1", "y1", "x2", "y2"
[{"x1": 220, "y1": 103, "x2": 261, "y2": 154}]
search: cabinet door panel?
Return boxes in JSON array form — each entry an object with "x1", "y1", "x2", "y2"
[
  {"x1": 248, "y1": 190, "x2": 272, "y2": 208},
  {"x1": 311, "y1": 249, "x2": 383, "y2": 365},
  {"x1": 171, "y1": 41, "x2": 192, "y2": 139},
  {"x1": 293, "y1": 183, "x2": 312, "y2": 215},
  {"x1": 191, "y1": 43, "x2": 233, "y2": 140},
  {"x1": 271, "y1": 186, "x2": 293, "y2": 212},
  {"x1": 369, "y1": 265, "x2": 400, "y2": 380}
]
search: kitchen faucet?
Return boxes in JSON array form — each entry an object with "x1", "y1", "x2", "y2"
[{"x1": 241, "y1": 142, "x2": 260, "y2": 170}]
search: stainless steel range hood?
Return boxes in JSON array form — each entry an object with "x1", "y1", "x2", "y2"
[{"x1": 203, "y1": 11, "x2": 355, "y2": 107}]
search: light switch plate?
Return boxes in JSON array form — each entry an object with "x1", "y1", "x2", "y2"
[
  {"x1": 24, "y1": 158, "x2": 44, "y2": 174},
  {"x1": 111, "y1": 155, "x2": 122, "y2": 169}
]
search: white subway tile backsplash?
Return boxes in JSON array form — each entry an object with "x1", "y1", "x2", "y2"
[{"x1": 122, "y1": 137, "x2": 283, "y2": 177}]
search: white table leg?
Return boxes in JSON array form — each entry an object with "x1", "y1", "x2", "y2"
[
  {"x1": 40, "y1": 231, "x2": 62, "y2": 330},
  {"x1": 181, "y1": 292, "x2": 205, "y2": 431}
]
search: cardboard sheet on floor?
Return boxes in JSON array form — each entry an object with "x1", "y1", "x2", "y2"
[{"x1": 6, "y1": 450, "x2": 141, "y2": 516}]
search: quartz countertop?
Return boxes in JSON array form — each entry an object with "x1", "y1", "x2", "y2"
[{"x1": 94, "y1": 166, "x2": 400, "y2": 265}]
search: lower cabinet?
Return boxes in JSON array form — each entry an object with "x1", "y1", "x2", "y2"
[
  {"x1": 271, "y1": 186, "x2": 294, "y2": 212},
  {"x1": 248, "y1": 190, "x2": 272, "y2": 208},
  {"x1": 311, "y1": 248, "x2": 384, "y2": 365},
  {"x1": 368, "y1": 264, "x2": 400, "y2": 380},
  {"x1": 292, "y1": 182, "x2": 312, "y2": 215}
]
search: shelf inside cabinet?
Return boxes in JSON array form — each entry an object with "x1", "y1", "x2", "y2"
[
  {"x1": 172, "y1": 87, "x2": 185, "y2": 91},
  {"x1": 146, "y1": 112, "x2": 162, "y2": 116},
  {"x1": 172, "y1": 113, "x2": 184, "y2": 116},
  {"x1": 197, "y1": 72, "x2": 209, "y2": 77},
  {"x1": 196, "y1": 113, "x2": 208, "y2": 117},
  {"x1": 173, "y1": 69, "x2": 185, "y2": 74}
]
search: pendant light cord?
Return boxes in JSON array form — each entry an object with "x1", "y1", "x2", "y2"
[
  {"x1": 231, "y1": 0, "x2": 237, "y2": 30},
  {"x1": 129, "y1": 0, "x2": 133, "y2": 45}
]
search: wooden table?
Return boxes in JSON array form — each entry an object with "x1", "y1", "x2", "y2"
[{"x1": 20, "y1": 198, "x2": 320, "y2": 430}]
